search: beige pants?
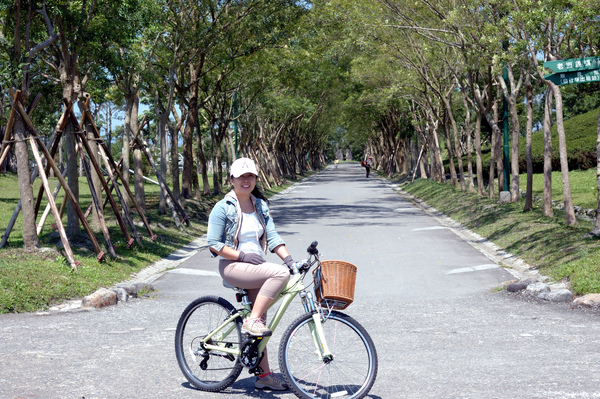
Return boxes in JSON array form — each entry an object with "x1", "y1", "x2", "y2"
[{"x1": 219, "y1": 259, "x2": 290, "y2": 302}]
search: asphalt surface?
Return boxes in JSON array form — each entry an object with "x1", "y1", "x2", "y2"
[{"x1": 1, "y1": 162, "x2": 600, "y2": 399}]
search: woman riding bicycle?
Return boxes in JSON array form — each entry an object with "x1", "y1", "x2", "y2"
[{"x1": 206, "y1": 157, "x2": 295, "y2": 391}]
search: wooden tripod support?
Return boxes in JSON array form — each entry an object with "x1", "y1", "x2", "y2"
[
  {"x1": 132, "y1": 117, "x2": 190, "y2": 229},
  {"x1": 1, "y1": 90, "x2": 79, "y2": 268}
]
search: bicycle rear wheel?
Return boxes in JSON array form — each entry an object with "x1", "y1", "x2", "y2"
[
  {"x1": 279, "y1": 311, "x2": 378, "y2": 399},
  {"x1": 174, "y1": 296, "x2": 243, "y2": 392}
]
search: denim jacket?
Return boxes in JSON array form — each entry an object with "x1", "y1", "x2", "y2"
[{"x1": 207, "y1": 191, "x2": 285, "y2": 257}]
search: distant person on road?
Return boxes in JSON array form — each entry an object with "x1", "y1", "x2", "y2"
[
  {"x1": 334, "y1": 158, "x2": 339, "y2": 168},
  {"x1": 207, "y1": 157, "x2": 294, "y2": 391},
  {"x1": 361, "y1": 157, "x2": 373, "y2": 178}
]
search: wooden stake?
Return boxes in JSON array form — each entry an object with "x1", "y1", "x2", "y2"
[
  {"x1": 36, "y1": 167, "x2": 67, "y2": 235},
  {"x1": 28, "y1": 135, "x2": 77, "y2": 269},
  {"x1": 75, "y1": 133, "x2": 116, "y2": 259},
  {"x1": 0, "y1": 143, "x2": 12, "y2": 169},
  {"x1": 9, "y1": 92, "x2": 104, "y2": 257},
  {"x1": 80, "y1": 103, "x2": 156, "y2": 241},
  {"x1": 135, "y1": 134, "x2": 189, "y2": 227},
  {"x1": 70, "y1": 110, "x2": 133, "y2": 245},
  {"x1": 0, "y1": 93, "x2": 18, "y2": 157},
  {"x1": 95, "y1": 142, "x2": 141, "y2": 247}
]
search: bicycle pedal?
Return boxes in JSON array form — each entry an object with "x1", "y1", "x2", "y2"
[{"x1": 244, "y1": 332, "x2": 271, "y2": 339}]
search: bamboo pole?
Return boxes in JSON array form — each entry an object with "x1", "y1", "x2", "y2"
[
  {"x1": 81, "y1": 103, "x2": 156, "y2": 241},
  {"x1": 70, "y1": 110, "x2": 134, "y2": 246},
  {"x1": 37, "y1": 166, "x2": 66, "y2": 235},
  {"x1": 28, "y1": 135, "x2": 77, "y2": 269},
  {"x1": 71, "y1": 108, "x2": 137, "y2": 246},
  {"x1": 0, "y1": 143, "x2": 12, "y2": 169},
  {"x1": 77, "y1": 128, "x2": 133, "y2": 246},
  {"x1": 33, "y1": 103, "x2": 72, "y2": 219},
  {"x1": 94, "y1": 144, "x2": 141, "y2": 247},
  {"x1": 0, "y1": 93, "x2": 18, "y2": 158},
  {"x1": 33, "y1": 128, "x2": 64, "y2": 217},
  {"x1": 135, "y1": 134, "x2": 189, "y2": 227},
  {"x1": 135, "y1": 136, "x2": 182, "y2": 228},
  {"x1": 9, "y1": 90, "x2": 103, "y2": 257},
  {"x1": 75, "y1": 133, "x2": 116, "y2": 259},
  {"x1": 0, "y1": 165, "x2": 39, "y2": 247}
]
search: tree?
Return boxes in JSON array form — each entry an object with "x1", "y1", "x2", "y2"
[{"x1": 1, "y1": 0, "x2": 59, "y2": 249}]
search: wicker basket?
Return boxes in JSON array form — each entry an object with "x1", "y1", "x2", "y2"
[{"x1": 313, "y1": 260, "x2": 357, "y2": 310}]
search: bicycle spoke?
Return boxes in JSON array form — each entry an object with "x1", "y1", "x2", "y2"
[
  {"x1": 280, "y1": 311, "x2": 378, "y2": 399},
  {"x1": 175, "y1": 296, "x2": 243, "y2": 392}
]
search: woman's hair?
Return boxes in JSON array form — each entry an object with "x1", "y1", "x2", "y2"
[{"x1": 252, "y1": 186, "x2": 270, "y2": 204}]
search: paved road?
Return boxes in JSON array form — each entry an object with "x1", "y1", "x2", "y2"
[{"x1": 2, "y1": 162, "x2": 600, "y2": 398}]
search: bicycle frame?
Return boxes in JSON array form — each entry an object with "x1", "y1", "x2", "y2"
[{"x1": 200, "y1": 256, "x2": 333, "y2": 362}]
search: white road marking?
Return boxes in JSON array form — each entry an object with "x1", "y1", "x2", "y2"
[
  {"x1": 444, "y1": 264, "x2": 500, "y2": 275},
  {"x1": 167, "y1": 268, "x2": 220, "y2": 277},
  {"x1": 412, "y1": 226, "x2": 448, "y2": 231}
]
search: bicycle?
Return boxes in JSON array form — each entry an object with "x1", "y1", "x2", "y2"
[{"x1": 174, "y1": 241, "x2": 378, "y2": 399}]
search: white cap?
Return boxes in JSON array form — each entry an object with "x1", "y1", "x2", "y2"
[{"x1": 230, "y1": 158, "x2": 258, "y2": 178}]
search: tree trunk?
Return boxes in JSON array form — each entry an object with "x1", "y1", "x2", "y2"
[
  {"x1": 595, "y1": 107, "x2": 600, "y2": 231},
  {"x1": 169, "y1": 121, "x2": 180, "y2": 201},
  {"x1": 132, "y1": 121, "x2": 145, "y2": 214},
  {"x1": 195, "y1": 120, "x2": 209, "y2": 196},
  {"x1": 524, "y1": 71, "x2": 534, "y2": 212},
  {"x1": 493, "y1": 98, "x2": 504, "y2": 193},
  {"x1": 159, "y1": 115, "x2": 167, "y2": 214},
  {"x1": 156, "y1": 96, "x2": 169, "y2": 214},
  {"x1": 460, "y1": 91, "x2": 474, "y2": 192},
  {"x1": 64, "y1": 118, "x2": 80, "y2": 234},
  {"x1": 542, "y1": 87, "x2": 553, "y2": 217},
  {"x1": 181, "y1": 76, "x2": 198, "y2": 199},
  {"x1": 549, "y1": 83, "x2": 577, "y2": 226},
  {"x1": 13, "y1": 112, "x2": 39, "y2": 249},
  {"x1": 474, "y1": 110, "x2": 484, "y2": 196},
  {"x1": 444, "y1": 99, "x2": 465, "y2": 190},
  {"x1": 83, "y1": 103, "x2": 102, "y2": 230},
  {"x1": 488, "y1": 119, "x2": 496, "y2": 199},
  {"x1": 509, "y1": 98, "x2": 520, "y2": 202},
  {"x1": 123, "y1": 86, "x2": 138, "y2": 209},
  {"x1": 443, "y1": 117, "x2": 457, "y2": 187}
]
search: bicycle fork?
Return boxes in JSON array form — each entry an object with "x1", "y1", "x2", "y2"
[{"x1": 300, "y1": 290, "x2": 334, "y2": 363}]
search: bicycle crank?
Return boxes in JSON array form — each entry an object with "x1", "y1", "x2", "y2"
[{"x1": 240, "y1": 335, "x2": 264, "y2": 369}]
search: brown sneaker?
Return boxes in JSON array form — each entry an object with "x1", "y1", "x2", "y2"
[
  {"x1": 255, "y1": 373, "x2": 288, "y2": 391},
  {"x1": 242, "y1": 317, "x2": 272, "y2": 336}
]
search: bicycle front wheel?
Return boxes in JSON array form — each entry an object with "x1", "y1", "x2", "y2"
[
  {"x1": 174, "y1": 296, "x2": 243, "y2": 392},
  {"x1": 279, "y1": 311, "x2": 378, "y2": 399}
]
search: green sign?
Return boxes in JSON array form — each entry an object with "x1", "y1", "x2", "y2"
[
  {"x1": 544, "y1": 69, "x2": 600, "y2": 86},
  {"x1": 543, "y1": 57, "x2": 600, "y2": 73}
]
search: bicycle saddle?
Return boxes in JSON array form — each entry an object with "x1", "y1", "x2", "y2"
[{"x1": 222, "y1": 280, "x2": 237, "y2": 290}]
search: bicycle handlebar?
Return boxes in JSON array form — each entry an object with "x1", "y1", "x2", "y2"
[{"x1": 307, "y1": 241, "x2": 319, "y2": 255}]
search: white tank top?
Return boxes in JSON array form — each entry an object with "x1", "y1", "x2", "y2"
[{"x1": 237, "y1": 212, "x2": 264, "y2": 256}]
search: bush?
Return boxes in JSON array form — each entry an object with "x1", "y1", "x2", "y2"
[
  {"x1": 448, "y1": 108, "x2": 599, "y2": 179},
  {"x1": 517, "y1": 108, "x2": 599, "y2": 173}
]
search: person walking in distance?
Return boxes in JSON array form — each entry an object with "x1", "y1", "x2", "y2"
[
  {"x1": 361, "y1": 156, "x2": 373, "y2": 178},
  {"x1": 206, "y1": 157, "x2": 295, "y2": 391}
]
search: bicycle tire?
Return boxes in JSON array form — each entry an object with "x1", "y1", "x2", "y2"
[
  {"x1": 174, "y1": 296, "x2": 243, "y2": 392},
  {"x1": 278, "y1": 311, "x2": 378, "y2": 399}
]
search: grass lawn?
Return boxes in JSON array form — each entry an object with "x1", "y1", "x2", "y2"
[{"x1": 518, "y1": 168, "x2": 598, "y2": 210}]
